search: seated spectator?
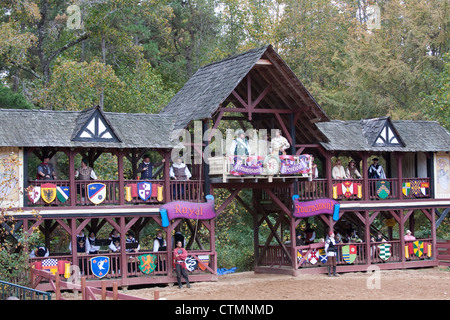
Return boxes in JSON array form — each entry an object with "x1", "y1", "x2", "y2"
[
  {"x1": 404, "y1": 230, "x2": 416, "y2": 241},
  {"x1": 346, "y1": 160, "x2": 362, "y2": 179},
  {"x1": 332, "y1": 158, "x2": 346, "y2": 179}
]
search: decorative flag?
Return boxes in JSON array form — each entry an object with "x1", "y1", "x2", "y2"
[
  {"x1": 28, "y1": 186, "x2": 41, "y2": 204},
  {"x1": 41, "y1": 183, "x2": 57, "y2": 204},
  {"x1": 90, "y1": 256, "x2": 110, "y2": 278},
  {"x1": 198, "y1": 255, "x2": 210, "y2": 271},
  {"x1": 87, "y1": 183, "x2": 106, "y2": 205},
  {"x1": 378, "y1": 243, "x2": 392, "y2": 261},
  {"x1": 413, "y1": 240, "x2": 424, "y2": 257},
  {"x1": 342, "y1": 245, "x2": 357, "y2": 264},
  {"x1": 185, "y1": 256, "x2": 198, "y2": 272},
  {"x1": 307, "y1": 249, "x2": 319, "y2": 265},
  {"x1": 42, "y1": 258, "x2": 58, "y2": 275},
  {"x1": 402, "y1": 182, "x2": 411, "y2": 196},
  {"x1": 137, "y1": 254, "x2": 157, "y2": 274},
  {"x1": 137, "y1": 182, "x2": 152, "y2": 201},
  {"x1": 332, "y1": 182, "x2": 362, "y2": 199},
  {"x1": 56, "y1": 186, "x2": 70, "y2": 203},
  {"x1": 319, "y1": 249, "x2": 328, "y2": 264},
  {"x1": 376, "y1": 180, "x2": 390, "y2": 199}
]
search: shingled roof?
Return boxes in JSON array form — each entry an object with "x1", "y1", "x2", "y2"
[
  {"x1": 160, "y1": 45, "x2": 329, "y2": 143},
  {"x1": 0, "y1": 107, "x2": 177, "y2": 149},
  {"x1": 316, "y1": 118, "x2": 450, "y2": 152}
]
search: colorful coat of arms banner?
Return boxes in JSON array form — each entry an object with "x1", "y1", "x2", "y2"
[
  {"x1": 137, "y1": 254, "x2": 157, "y2": 274},
  {"x1": 342, "y1": 245, "x2": 357, "y2": 264},
  {"x1": 56, "y1": 186, "x2": 70, "y2": 203},
  {"x1": 90, "y1": 256, "x2": 110, "y2": 278},
  {"x1": 41, "y1": 183, "x2": 57, "y2": 203},
  {"x1": 87, "y1": 183, "x2": 106, "y2": 205},
  {"x1": 376, "y1": 180, "x2": 390, "y2": 199},
  {"x1": 332, "y1": 181, "x2": 362, "y2": 199},
  {"x1": 378, "y1": 243, "x2": 392, "y2": 261}
]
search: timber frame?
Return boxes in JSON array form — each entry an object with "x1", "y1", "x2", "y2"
[{"x1": 1, "y1": 45, "x2": 450, "y2": 292}]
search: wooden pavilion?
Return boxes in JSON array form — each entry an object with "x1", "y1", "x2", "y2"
[{"x1": 1, "y1": 45, "x2": 450, "y2": 291}]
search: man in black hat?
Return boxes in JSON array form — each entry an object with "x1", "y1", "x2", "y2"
[
  {"x1": 37, "y1": 156, "x2": 56, "y2": 180},
  {"x1": 138, "y1": 154, "x2": 165, "y2": 180},
  {"x1": 368, "y1": 157, "x2": 386, "y2": 179}
]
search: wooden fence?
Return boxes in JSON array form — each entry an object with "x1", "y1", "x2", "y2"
[
  {"x1": 437, "y1": 239, "x2": 450, "y2": 267},
  {"x1": 30, "y1": 268, "x2": 148, "y2": 300}
]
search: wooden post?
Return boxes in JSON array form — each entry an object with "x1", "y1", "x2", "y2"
[
  {"x1": 69, "y1": 149, "x2": 76, "y2": 207},
  {"x1": 55, "y1": 271, "x2": 61, "y2": 300},
  {"x1": 164, "y1": 150, "x2": 171, "y2": 202},
  {"x1": 81, "y1": 277, "x2": 86, "y2": 300},
  {"x1": 361, "y1": 153, "x2": 369, "y2": 200},
  {"x1": 101, "y1": 281, "x2": 107, "y2": 300},
  {"x1": 118, "y1": 150, "x2": 125, "y2": 205},
  {"x1": 113, "y1": 282, "x2": 118, "y2": 300},
  {"x1": 154, "y1": 290, "x2": 160, "y2": 300},
  {"x1": 396, "y1": 153, "x2": 403, "y2": 200},
  {"x1": 326, "y1": 153, "x2": 333, "y2": 198},
  {"x1": 70, "y1": 218, "x2": 77, "y2": 275}
]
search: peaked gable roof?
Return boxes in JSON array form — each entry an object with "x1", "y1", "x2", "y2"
[
  {"x1": 0, "y1": 108, "x2": 177, "y2": 149},
  {"x1": 161, "y1": 46, "x2": 270, "y2": 129},
  {"x1": 160, "y1": 45, "x2": 329, "y2": 143},
  {"x1": 316, "y1": 119, "x2": 450, "y2": 152},
  {"x1": 361, "y1": 117, "x2": 405, "y2": 147},
  {"x1": 72, "y1": 106, "x2": 121, "y2": 142}
]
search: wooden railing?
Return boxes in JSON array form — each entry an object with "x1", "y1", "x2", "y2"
[
  {"x1": 29, "y1": 250, "x2": 217, "y2": 281},
  {"x1": 26, "y1": 179, "x2": 204, "y2": 207},
  {"x1": 258, "y1": 239, "x2": 434, "y2": 269}
]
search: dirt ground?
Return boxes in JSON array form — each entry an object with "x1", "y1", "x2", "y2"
[{"x1": 126, "y1": 266, "x2": 450, "y2": 300}]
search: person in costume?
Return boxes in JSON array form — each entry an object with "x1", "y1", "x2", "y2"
[
  {"x1": 69, "y1": 229, "x2": 87, "y2": 254},
  {"x1": 170, "y1": 157, "x2": 192, "y2": 198},
  {"x1": 325, "y1": 231, "x2": 339, "y2": 277},
  {"x1": 86, "y1": 231, "x2": 100, "y2": 254},
  {"x1": 126, "y1": 231, "x2": 140, "y2": 252},
  {"x1": 332, "y1": 158, "x2": 346, "y2": 179},
  {"x1": 75, "y1": 158, "x2": 97, "y2": 205},
  {"x1": 229, "y1": 129, "x2": 251, "y2": 159},
  {"x1": 109, "y1": 229, "x2": 121, "y2": 252},
  {"x1": 173, "y1": 240, "x2": 191, "y2": 289},
  {"x1": 138, "y1": 154, "x2": 165, "y2": 180},
  {"x1": 404, "y1": 230, "x2": 416, "y2": 241},
  {"x1": 346, "y1": 159, "x2": 362, "y2": 179},
  {"x1": 153, "y1": 231, "x2": 167, "y2": 252},
  {"x1": 37, "y1": 156, "x2": 56, "y2": 180},
  {"x1": 270, "y1": 129, "x2": 290, "y2": 155},
  {"x1": 172, "y1": 228, "x2": 186, "y2": 249},
  {"x1": 304, "y1": 223, "x2": 316, "y2": 245},
  {"x1": 29, "y1": 246, "x2": 49, "y2": 258},
  {"x1": 368, "y1": 157, "x2": 386, "y2": 179}
]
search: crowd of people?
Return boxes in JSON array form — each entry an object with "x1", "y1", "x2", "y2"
[{"x1": 331, "y1": 157, "x2": 385, "y2": 180}]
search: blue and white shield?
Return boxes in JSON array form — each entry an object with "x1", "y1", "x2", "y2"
[
  {"x1": 87, "y1": 183, "x2": 106, "y2": 205},
  {"x1": 137, "y1": 182, "x2": 152, "y2": 201},
  {"x1": 90, "y1": 256, "x2": 110, "y2": 278}
]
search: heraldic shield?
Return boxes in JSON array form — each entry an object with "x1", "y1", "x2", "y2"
[
  {"x1": 90, "y1": 256, "x2": 110, "y2": 278},
  {"x1": 413, "y1": 240, "x2": 424, "y2": 257},
  {"x1": 41, "y1": 183, "x2": 57, "y2": 203},
  {"x1": 137, "y1": 182, "x2": 152, "y2": 201},
  {"x1": 378, "y1": 243, "x2": 392, "y2": 261},
  {"x1": 342, "y1": 245, "x2": 357, "y2": 264},
  {"x1": 376, "y1": 180, "x2": 390, "y2": 199},
  {"x1": 137, "y1": 254, "x2": 157, "y2": 274},
  {"x1": 87, "y1": 183, "x2": 106, "y2": 205}
]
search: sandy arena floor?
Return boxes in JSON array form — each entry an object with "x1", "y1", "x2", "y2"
[{"x1": 125, "y1": 266, "x2": 450, "y2": 300}]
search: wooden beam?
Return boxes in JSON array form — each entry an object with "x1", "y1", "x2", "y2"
[
  {"x1": 215, "y1": 188, "x2": 241, "y2": 216},
  {"x1": 256, "y1": 59, "x2": 272, "y2": 65}
]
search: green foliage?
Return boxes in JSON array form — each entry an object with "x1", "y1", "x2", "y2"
[{"x1": 0, "y1": 83, "x2": 33, "y2": 109}]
